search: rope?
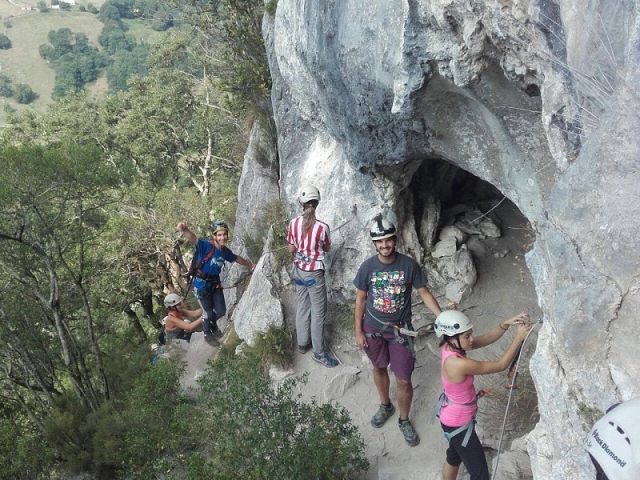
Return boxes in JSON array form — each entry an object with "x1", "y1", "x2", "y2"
[
  {"x1": 492, "y1": 318, "x2": 542, "y2": 478},
  {"x1": 468, "y1": 196, "x2": 508, "y2": 225}
]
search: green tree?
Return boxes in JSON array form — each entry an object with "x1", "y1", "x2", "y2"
[
  {"x1": 0, "y1": 33, "x2": 12, "y2": 49},
  {"x1": 39, "y1": 43, "x2": 55, "y2": 61},
  {"x1": 13, "y1": 83, "x2": 37, "y2": 104},
  {"x1": 179, "y1": 0, "x2": 272, "y2": 114},
  {"x1": 37, "y1": 0, "x2": 50, "y2": 12},
  {"x1": 41, "y1": 29, "x2": 108, "y2": 98},
  {"x1": 0, "y1": 414, "x2": 52, "y2": 479},
  {"x1": 0, "y1": 73, "x2": 13, "y2": 97},
  {"x1": 91, "y1": 360, "x2": 197, "y2": 477},
  {"x1": 107, "y1": 42, "x2": 150, "y2": 91},
  {"x1": 98, "y1": 2, "x2": 124, "y2": 22},
  {"x1": 193, "y1": 354, "x2": 369, "y2": 479},
  {"x1": 48, "y1": 27, "x2": 73, "y2": 58},
  {"x1": 98, "y1": 21, "x2": 133, "y2": 55},
  {"x1": 0, "y1": 143, "x2": 126, "y2": 412}
]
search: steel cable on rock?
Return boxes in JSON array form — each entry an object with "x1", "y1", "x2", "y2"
[{"x1": 492, "y1": 319, "x2": 542, "y2": 479}]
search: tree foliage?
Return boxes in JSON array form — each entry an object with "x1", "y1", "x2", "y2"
[
  {"x1": 106, "y1": 42, "x2": 150, "y2": 91},
  {"x1": 192, "y1": 354, "x2": 369, "y2": 479},
  {"x1": 0, "y1": 0, "x2": 284, "y2": 476},
  {"x1": 0, "y1": 74, "x2": 13, "y2": 97},
  {"x1": 0, "y1": 33, "x2": 12, "y2": 50},
  {"x1": 178, "y1": 0, "x2": 272, "y2": 115},
  {"x1": 0, "y1": 142, "x2": 126, "y2": 406},
  {"x1": 14, "y1": 83, "x2": 38, "y2": 104},
  {"x1": 39, "y1": 29, "x2": 108, "y2": 99}
]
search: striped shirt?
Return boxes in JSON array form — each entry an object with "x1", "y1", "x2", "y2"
[{"x1": 287, "y1": 216, "x2": 331, "y2": 271}]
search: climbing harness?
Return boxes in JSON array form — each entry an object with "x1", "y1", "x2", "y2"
[
  {"x1": 492, "y1": 318, "x2": 542, "y2": 479},
  {"x1": 364, "y1": 309, "x2": 422, "y2": 358},
  {"x1": 431, "y1": 388, "x2": 492, "y2": 447},
  {"x1": 294, "y1": 251, "x2": 314, "y2": 265},
  {"x1": 184, "y1": 241, "x2": 217, "y2": 297}
]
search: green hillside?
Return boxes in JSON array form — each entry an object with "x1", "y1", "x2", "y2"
[{"x1": 0, "y1": 0, "x2": 163, "y2": 126}]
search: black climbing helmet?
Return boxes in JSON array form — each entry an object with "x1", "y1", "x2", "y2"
[{"x1": 211, "y1": 220, "x2": 229, "y2": 234}]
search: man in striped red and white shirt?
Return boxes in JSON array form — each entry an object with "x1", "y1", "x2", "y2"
[{"x1": 287, "y1": 185, "x2": 338, "y2": 368}]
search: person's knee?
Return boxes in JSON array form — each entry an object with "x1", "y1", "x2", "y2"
[{"x1": 396, "y1": 378, "x2": 413, "y2": 390}]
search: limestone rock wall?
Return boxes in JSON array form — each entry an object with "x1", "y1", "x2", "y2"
[{"x1": 263, "y1": 0, "x2": 640, "y2": 478}]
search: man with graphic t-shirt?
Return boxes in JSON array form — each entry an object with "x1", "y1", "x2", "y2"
[{"x1": 354, "y1": 218, "x2": 442, "y2": 447}]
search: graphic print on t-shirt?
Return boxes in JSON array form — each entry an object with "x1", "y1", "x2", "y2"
[{"x1": 371, "y1": 270, "x2": 406, "y2": 314}]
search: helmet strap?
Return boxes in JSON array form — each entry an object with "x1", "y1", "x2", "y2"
[{"x1": 445, "y1": 335, "x2": 466, "y2": 355}]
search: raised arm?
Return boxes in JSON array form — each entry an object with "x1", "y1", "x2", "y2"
[
  {"x1": 416, "y1": 285, "x2": 442, "y2": 317},
  {"x1": 177, "y1": 221, "x2": 198, "y2": 245},
  {"x1": 473, "y1": 313, "x2": 529, "y2": 349},
  {"x1": 446, "y1": 323, "x2": 533, "y2": 378}
]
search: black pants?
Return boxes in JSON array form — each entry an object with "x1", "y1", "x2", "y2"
[{"x1": 441, "y1": 422, "x2": 489, "y2": 480}]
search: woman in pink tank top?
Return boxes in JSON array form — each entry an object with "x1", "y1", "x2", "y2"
[{"x1": 434, "y1": 310, "x2": 532, "y2": 480}]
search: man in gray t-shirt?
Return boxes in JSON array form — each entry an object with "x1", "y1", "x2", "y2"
[{"x1": 354, "y1": 218, "x2": 442, "y2": 447}]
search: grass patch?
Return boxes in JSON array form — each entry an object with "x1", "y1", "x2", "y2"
[
  {"x1": 121, "y1": 17, "x2": 168, "y2": 44},
  {"x1": 333, "y1": 301, "x2": 356, "y2": 330},
  {"x1": 577, "y1": 401, "x2": 603, "y2": 428},
  {"x1": 218, "y1": 327, "x2": 243, "y2": 360},
  {"x1": 243, "y1": 198, "x2": 289, "y2": 270},
  {"x1": 244, "y1": 324, "x2": 292, "y2": 369}
]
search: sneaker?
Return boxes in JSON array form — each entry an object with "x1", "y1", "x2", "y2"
[
  {"x1": 298, "y1": 342, "x2": 312, "y2": 354},
  {"x1": 398, "y1": 419, "x2": 420, "y2": 447},
  {"x1": 312, "y1": 352, "x2": 338, "y2": 368},
  {"x1": 370, "y1": 403, "x2": 395, "y2": 428}
]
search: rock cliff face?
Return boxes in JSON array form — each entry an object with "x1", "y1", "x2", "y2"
[{"x1": 255, "y1": 0, "x2": 640, "y2": 478}]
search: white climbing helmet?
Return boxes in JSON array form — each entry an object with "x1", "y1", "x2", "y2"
[
  {"x1": 299, "y1": 185, "x2": 321, "y2": 204},
  {"x1": 370, "y1": 218, "x2": 397, "y2": 241},
  {"x1": 585, "y1": 397, "x2": 640, "y2": 480},
  {"x1": 434, "y1": 310, "x2": 473, "y2": 337},
  {"x1": 164, "y1": 293, "x2": 183, "y2": 308}
]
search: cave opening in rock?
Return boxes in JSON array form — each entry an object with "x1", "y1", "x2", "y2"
[{"x1": 408, "y1": 157, "x2": 541, "y2": 463}]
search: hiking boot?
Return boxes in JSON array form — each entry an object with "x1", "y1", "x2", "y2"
[
  {"x1": 203, "y1": 332, "x2": 219, "y2": 346},
  {"x1": 370, "y1": 403, "x2": 395, "y2": 428},
  {"x1": 312, "y1": 352, "x2": 338, "y2": 368},
  {"x1": 398, "y1": 418, "x2": 420, "y2": 447},
  {"x1": 298, "y1": 342, "x2": 312, "y2": 354}
]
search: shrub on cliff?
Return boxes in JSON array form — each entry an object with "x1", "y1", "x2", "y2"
[{"x1": 190, "y1": 354, "x2": 369, "y2": 479}]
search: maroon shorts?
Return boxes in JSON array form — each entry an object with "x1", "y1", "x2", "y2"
[{"x1": 363, "y1": 322, "x2": 415, "y2": 381}]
